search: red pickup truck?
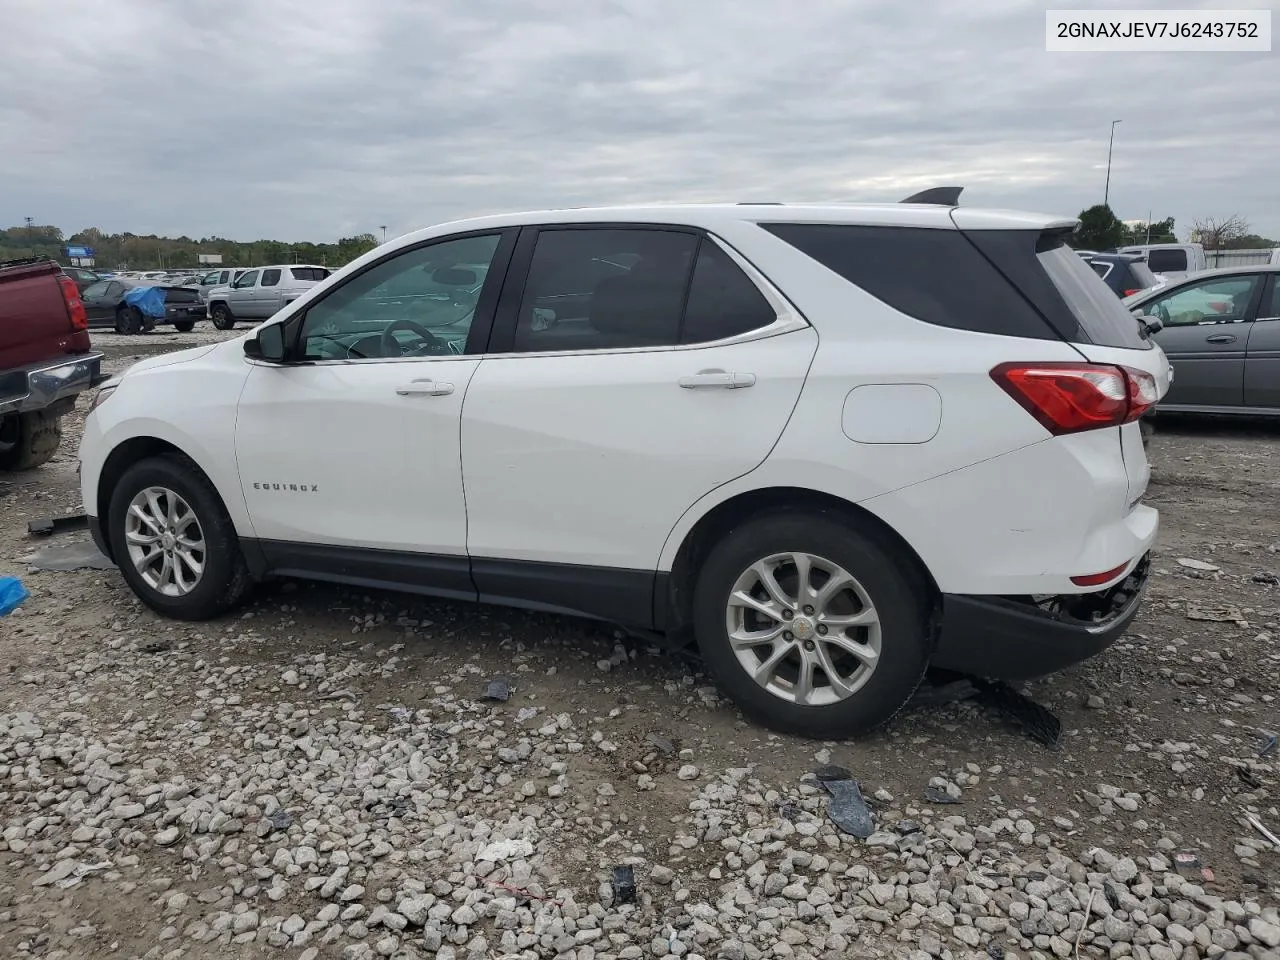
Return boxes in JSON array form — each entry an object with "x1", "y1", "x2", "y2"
[{"x1": 0, "y1": 258, "x2": 104, "y2": 470}]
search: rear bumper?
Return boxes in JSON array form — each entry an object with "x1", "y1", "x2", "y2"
[
  {"x1": 931, "y1": 553, "x2": 1150, "y2": 680},
  {"x1": 0, "y1": 353, "x2": 104, "y2": 417}
]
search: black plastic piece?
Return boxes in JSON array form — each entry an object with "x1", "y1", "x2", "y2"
[
  {"x1": 611, "y1": 866, "x2": 636, "y2": 904},
  {"x1": 812, "y1": 767, "x2": 874, "y2": 838},
  {"x1": 481, "y1": 678, "x2": 512, "y2": 702},
  {"x1": 28, "y1": 513, "x2": 88, "y2": 536},
  {"x1": 973, "y1": 679, "x2": 1063, "y2": 749},
  {"x1": 900, "y1": 186, "x2": 964, "y2": 206}
]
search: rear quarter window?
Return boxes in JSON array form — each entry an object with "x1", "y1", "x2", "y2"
[{"x1": 760, "y1": 223, "x2": 1060, "y2": 340}]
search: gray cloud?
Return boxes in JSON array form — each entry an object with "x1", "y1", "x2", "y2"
[{"x1": 1, "y1": 0, "x2": 1276, "y2": 241}]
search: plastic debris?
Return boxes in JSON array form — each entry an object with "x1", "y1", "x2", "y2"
[
  {"x1": 481, "y1": 678, "x2": 512, "y2": 702},
  {"x1": 1173, "y1": 851, "x2": 1202, "y2": 876},
  {"x1": 646, "y1": 733, "x2": 676, "y2": 756},
  {"x1": 1176, "y1": 557, "x2": 1221, "y2": 572},
  {"x1": 1186, "y1": 602, "x2": 1245, "y2": 623},
  {"x1": 1259, "y1": 733, "x2": 1277, "y2": 758},
  {"x1": 812, "y1": 765, "x2": 874, "y2": 839},
  {"x1": 924, "y1": 784, "x2": 963, "y2": 805},
  {"x1": 27, "y1": 513, "x2": 88, "y2": 536},
  {"x1": 610, "y1": 865, "x2": 636, "y2": 904},
  {"x1": 515, "y1": 706, "x2": 539, "y2": 722},
  {"x1": 0, "y1": 576, "x2": 29, "y2": 616},
  {"x1": 775, "y1": 801, "x2": 801, "y2": 821},
  {"x1": 388, "y1": 706, "x2": 413, "y2": 722},
  {"x1": 268, "y1": 809, "x2": 293, "y2": 830},
  {"x1": 909, "y1": 672, "x2": 980, "y2": 707},
  {"x1": 973, "y1": 679, "x2": 1062, "y2": 749},
  {"x1": 26, "y1": 540, "x2": 115, "y2": 572}
]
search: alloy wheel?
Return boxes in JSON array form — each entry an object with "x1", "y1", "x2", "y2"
[
  {"x1": 725, "y1": 551, "x2": 882, "y2": 706},
  {"x1": 124, "y1": 486, "x2": 206, "y2": 597}
]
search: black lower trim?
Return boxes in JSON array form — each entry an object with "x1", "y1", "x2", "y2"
[
  {"x1": 931, "y1": 554, "x2": 1150, "y2": 680},
  {"x1": 255, "y1": 539, "x2": 476, "y2": 603},
  {"x1": 471, "y1": 557, "x2": 655, "y2": 628},
  {"x1": 243, "y1": 540, "x2": 657, "y2": 628}
]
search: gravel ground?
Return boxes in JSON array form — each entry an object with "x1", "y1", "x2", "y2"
[{"x1": 1, "y1": 325, "x2": 1277, "y2": 960}]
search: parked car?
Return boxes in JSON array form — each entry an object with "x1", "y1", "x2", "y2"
[
  {"x1": 1080, "y1": 253, "x2": 1160, "y2": 298},
  {"x1": 80, "y1": 278, "x2": 204, "y2": 333},
  {"x1": 196, "y1": 267, "x2": 246, "y2": 305},
  {"x1": 1124, "y1": 265, "x2": 1280, "y2": 414},
  {"x1": 0, "y1": 258, "x2": 103, "y2": 470},
  {"x1": 207, "y1": 264, "x2": 332, "y2": 329},
  {"x1": 80, "y1": 196, "x2": 1169, "y2": 739},
  {"x1": 60, "y1": 265, "x2": 101, "y2": 293},
  {"x1": 1115, "y1": 243, "x2": 1206, "y2": 281}
]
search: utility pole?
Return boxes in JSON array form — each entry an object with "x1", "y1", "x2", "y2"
[
  {"x1": 1146, "y1": 209, "x2": 1152, "y2": 244},
  {"x1": 1104, "y1": 119, "x2": 1122, "y2": 208},
  {"x1": 380, "y1": 225, "x2": 388, "y2": 245}
]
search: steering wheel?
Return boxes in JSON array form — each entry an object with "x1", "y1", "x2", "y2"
[{"x1": 381, "y1": 318, "x2": 448, "y2": 358}]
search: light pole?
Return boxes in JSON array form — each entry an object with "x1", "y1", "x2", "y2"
[
  {"x1": 1104, "y1": 119, "x2": 1122, "y2": 208},
  {"x1": 380, "y1": 225, "x2": 387, "y2": 245}
]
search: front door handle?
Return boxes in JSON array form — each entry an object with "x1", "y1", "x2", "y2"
[
  {"x1": 678, "y1": 369, "x2": 757, "y2": 389},
  {"x1": 1205, "y1": 334, "x2": 1236, "y2": 344},
  {"x1": 395, "y1": 378, "x2": 454, "y2": 397}
]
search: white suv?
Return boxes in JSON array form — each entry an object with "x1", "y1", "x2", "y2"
[{"x1": 78, "y1": 194, "x2": 1170, "y2": 738}]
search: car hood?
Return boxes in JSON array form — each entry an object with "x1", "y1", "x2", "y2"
[{"x1": 125, "y1": 344, "x2": 220, "y2": 377}]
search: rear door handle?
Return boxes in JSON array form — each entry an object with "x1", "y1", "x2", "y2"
[
  {"x1": 1205, "y1": 334, "x2": 1236, "y2": 344},
  {"x1": 678, "y1": 369, "x2": 756, "y2": 389},
  {"x1": 395, "y1": 378, "x2": 454, "y2": 397}
]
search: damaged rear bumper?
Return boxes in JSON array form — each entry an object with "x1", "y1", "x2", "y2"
[{"x1": 931, "y1": 553, "x2": 1150, "y2": 680}]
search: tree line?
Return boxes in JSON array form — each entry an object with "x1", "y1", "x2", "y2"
[
  {"x1": 0, "y1": 224, "x2": 380, "y2": 271},
  {"x1": 1071, "y1": 206, "x2": 1276, "y2": 251}
]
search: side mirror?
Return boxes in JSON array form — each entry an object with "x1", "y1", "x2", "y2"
[
  {"x1": 1136, "y1": 314, "x2": 1163, "y2": 337},
  {"x1": 245, "y1": 323, "x2": 286, "y2": 362}
]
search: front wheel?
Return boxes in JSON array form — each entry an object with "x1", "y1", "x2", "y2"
[
  {"x1": 107, "y1": 454, "x2": 252, "y2": 620},
  {"x1": 210, "y1": 304, "x2": 235, "y2": 330},
  {"x1": 173, "y1": 320, "x2": 196, "y2": 333},
  {"x1": 692, "y1": 510, "x2": 930, "y2": 739},
  {"x1": 115, "y1": 305, "x2": 143, "y2": 335}
]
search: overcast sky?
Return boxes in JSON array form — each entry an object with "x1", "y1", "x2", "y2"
[{"x1": 1, "y1": 0, "x2": 1276, "y2": 243}]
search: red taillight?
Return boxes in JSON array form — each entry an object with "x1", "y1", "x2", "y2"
[
  {"x1": 1070, "y1": 562, "x2": 1130, "y2": 587},
  {"x1": 1123, "y1": 288, "x2": 1142, "y2": 296},
  {"x1": 991, "y1": 362, "x2": 1157, "y2": 435},
  {"x1": 58, "y1": 276, "x2": 88, "y2": 332}
]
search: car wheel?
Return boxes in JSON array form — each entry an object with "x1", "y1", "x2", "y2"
[
  {"x1": 107, "y1": 454, "x2": 253, "y2": 620},
  {"x1": 692, "y1": 509, "x2": 930, "y2": 739},
  {"x1": 210, "y1": 304, "x2": 235, "y2": 330},
  {"x1": 0, "y1": 411, "x2": 62, "y2": 471},
  {"x1": 173, "y1": 320, "x2": 195, "y2": 333},
  {"x1": 115, "y1": 305, "x2": 143, "y2": 335}
]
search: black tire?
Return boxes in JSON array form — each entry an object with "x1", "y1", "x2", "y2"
[
  {"x1": 210, "y1": 304, "x2": 235, "y2": 330},
  {"x1": 692, "y1": 509, "x2": 931, "y2": 739},
  {"x1": 0, "y1": 411, "x2": 62, "y2": 471},
  {"x1": 106, "y1": 454, "x2": 253, "y2": 620},
  {"x1": 115, "y1": 305, "x2": 143, "y2": 335},
  {"x1": 173, "y1": 320, "x2": 196, "y2": 333}
]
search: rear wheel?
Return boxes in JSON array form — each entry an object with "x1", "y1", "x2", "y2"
[
  {"x1": 692, "y1": 509, "x2": 930, "y2": 739},
  {"x1": 0, "y1": 411, "x2": 62, "y2": 471},
  {"x1": 210, "y1": 304, "x2": 235, "y2": 330},
  {"x1": 115, "y1": 305, "x2": 144, "y2": 335},
  {"x1": 107, "y1": 454, "x2": 252, "y2": 619},
  {"x1": 173, "y1": 320, "x2": 196, "y2": 333}
]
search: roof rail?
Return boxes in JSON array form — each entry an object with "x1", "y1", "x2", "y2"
[
  {"x1": 899, "y1": 186, "x2": 964, "y2": 206},
  {"x1": 736, "y1": 201, "x2": 784, "y2": 205}
]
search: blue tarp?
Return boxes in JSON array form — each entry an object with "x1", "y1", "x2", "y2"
[
  {"x1": 0, "y1": 576, "x2": 28, "y2": 616},
  {"x1": 123, "y1": 285, "x2": 167, "y2": 319}
]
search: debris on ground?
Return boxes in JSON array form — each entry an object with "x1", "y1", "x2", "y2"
[
  {"x1": 1246, "y1": 812, "x2": 1280, "y2": 850},
  {"x1": 481, "y1": 677, "x2": 512, "y2": 702},
  {"x1": 973, "y1": 678, "x2": 1063, "y2": 748},
  {"x1": 1186, "y1": 601, "x2": 1245, "y2": 623},
  {"x1": 26, "y1": 513, "x2": 89, "y2": 536},
  {"x1": 0, "y1": 575, "x2": 28, "y2": 616},
  {"x1": 610, "y1": 865, "x2": 636, "y2": 904},
  {"x1": 1259, "y1": 732, "x2": 1277, "y2": 757},
  {"x1": 811, "y1": 765, "x2": 874, "y2": 838},
  {"x1": 24, "y1": 539, "x2": 115, "y2": 572},
  {"x1": 924, "y1": 780, "x2": 963, "y2": 804},
  {"x1": 908, "y1": 672, "x2": 979, "y2": 707},
  {"x1": 1176, "y1": 557, "x2": 1221, "y2": 572},
  {"x1": 646, "y1": 733, "x2": 676, "y2": 756},
  {"x1": 1252, "y1": 571, "x2": 1280, "y2": 586}
]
